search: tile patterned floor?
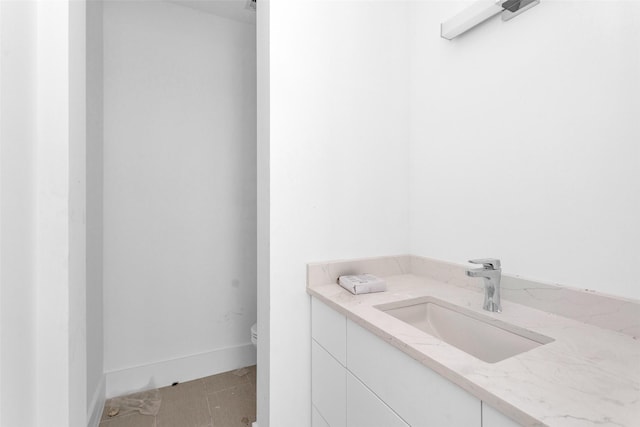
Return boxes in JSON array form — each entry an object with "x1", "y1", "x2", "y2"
[{"x1": 100, "y1": 365, "x2": 256, "y2": 427}]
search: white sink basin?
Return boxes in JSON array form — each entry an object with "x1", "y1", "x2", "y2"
[{"x1": 376, "y1": 297, "x2": 553, "y2": 363}]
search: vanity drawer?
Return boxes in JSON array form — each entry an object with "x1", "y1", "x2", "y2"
[
  {"x1": 346, "y1": 319, "x2": 481, "y2": 427},
  {"x1": 312, "y1": 404, "x2": 330, "y2": 427},
  {"x1": 312, "y1": 340, "x2": 346, "y2": 427},
  {"x1": 346, "y1": 371, "x2": 408, "y2": 427},
  {"x1": 312, "y1": 296, "x2": 347, "y2": 365}
]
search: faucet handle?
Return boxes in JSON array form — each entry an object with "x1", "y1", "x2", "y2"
[{"x1": 468, "y1": 258, "x2": 501, "y2": 270}]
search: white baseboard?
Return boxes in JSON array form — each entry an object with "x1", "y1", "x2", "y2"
[
  {"x1": 105, "y1": 343, "x2": 256, "y2": 398},
  {"x1": 87, "y1": 375, "x2": 106, "y2": 427}
]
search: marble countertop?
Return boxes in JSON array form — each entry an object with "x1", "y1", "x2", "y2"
[{"x1": 307, "y1": 269, "x2": 640, "y2": 426}]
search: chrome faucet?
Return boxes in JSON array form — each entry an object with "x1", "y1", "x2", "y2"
[{"x1": 466, "y1": 259, "x2": 502, "y2": 313}]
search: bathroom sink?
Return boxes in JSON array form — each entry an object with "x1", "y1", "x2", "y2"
[{"x1": 376, "y1": 297, "x2": 553, "y2": 363}]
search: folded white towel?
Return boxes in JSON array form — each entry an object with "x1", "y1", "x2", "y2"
[{"x1": 338, "y1": 274, "x2": 387, "y2": 295}]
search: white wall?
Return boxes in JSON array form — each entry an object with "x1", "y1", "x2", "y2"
[
  {"x1": 0, "y1": 1, "x2": 37, "y2": 424},
  {"x1": 69, "y1": 0, "x2": 89, "y2": 423},
  {"x1": 103, "y1": 0, "x2": 257, "y2": 396},
  {"x1": 264, "y1": 1, "x2": 411, "y2": 425},
  {"x1": 86, "y1": 0, "x2": 105, "y2": 423},
  {"x1": 1, "y1": 1, "x2": 89, "y2": 425},
  {"x1": 256, "y1": 0, "x2": 270, "y2": 424},
  {"x1": 36, "y1": 1, "x2": 89, "y2": 424},
  {"x1": 407, "y1": 1, "x2": 640, "y2": 300}
]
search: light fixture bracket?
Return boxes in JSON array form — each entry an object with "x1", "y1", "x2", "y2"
[{"x1": 440, "y1": 0, "x2": 540, "y2": 40}]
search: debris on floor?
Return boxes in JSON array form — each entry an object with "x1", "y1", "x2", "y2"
[
  {"x1": 232, "y1": 367, "x2": 250, "y2": 377},
  {"x1": 106, "y1": 388, "x2": 161, "y2": 418},
  {"x1": 100, "y1": 365, "x2": 257, "y2": 427}
]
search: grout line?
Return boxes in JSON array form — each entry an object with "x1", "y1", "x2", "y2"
[
  {"x1": 202, "y1": 377, "x2": 210, "y2": 394},
  {"x1": 205, "y1": 380, "x2": 214, "y2": 424},
  {"x1": 205, "y1": 379, "x2": 251, "y2": 396}
]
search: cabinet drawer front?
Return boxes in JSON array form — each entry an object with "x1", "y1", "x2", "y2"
[
  {"x1": 347, "y1": 371, "x2": 409, "y2": 427},
  {"x1": 312, "y1": 340, "x2": 347, "y2": 427},
  {"x1": 347, "y1": 320, "x2": 480, "y2": 427},
  {"x1": 482, "y1": 402, "x2": 522, "y2": 427},
  {"x1": 312, "y1": 297, "x2": 347, "y2": 365},
  {"x1": 313, "y1": 404, "x2": 331, "y2": 427}
]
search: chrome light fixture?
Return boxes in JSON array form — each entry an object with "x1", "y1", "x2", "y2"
[{"x1": 441, "y1": 0, "x2": 540, "y2": 40}]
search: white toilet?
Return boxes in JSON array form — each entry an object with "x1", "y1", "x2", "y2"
[{"x1": 250, "y1": 323, "x2": 257, "y2": 347}]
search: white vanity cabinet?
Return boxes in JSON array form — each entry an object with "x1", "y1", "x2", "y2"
[
  {"x1": 312, "y1": 340, "x2": 346, "y2": 427},
  {"x1": 311, "y1": 296, "x2": 522, "y2": 427},
  {"x1": 312, "y1": 297, "x2": 346, "y2": 365},
  {"x1": 311, "y1": 298, "x2": 347, "y2": 427},
  {"x1": 482, "y1": 403, "x2": 522, "y2": 427},
  {"x1": 347, "y1": 319, "x2": 480, "y2": 427},
  {"x1": 312, "y1": 405, "x2": 330, "y2": 427},
  {"x1": 346, "y1": 371, "x2": 409, "y2": 427}
]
